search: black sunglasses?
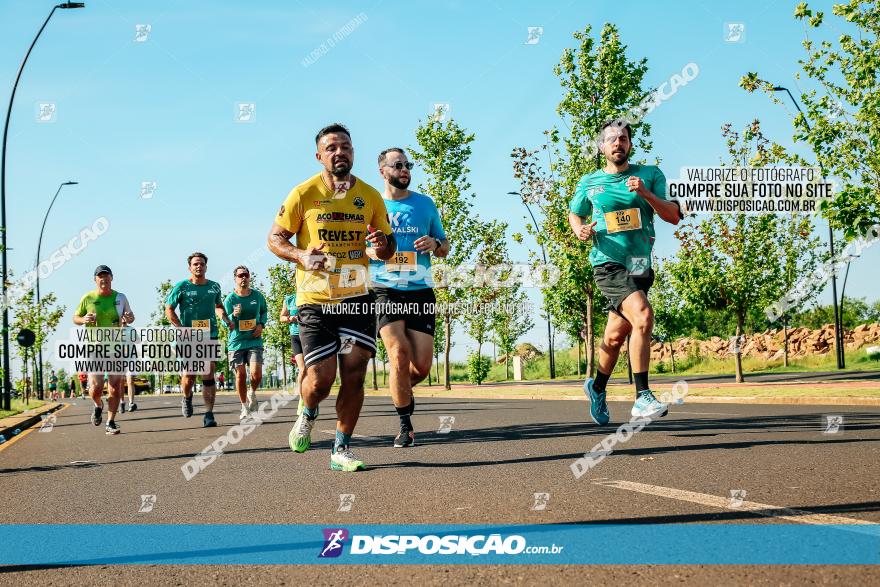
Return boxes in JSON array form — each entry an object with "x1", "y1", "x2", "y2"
[
  {"x1": 385, "y1": 161, "x2": 414, "y2": 171},
  {"x1": 236, "y1": 273, "x2": 250, "y2": 278}
]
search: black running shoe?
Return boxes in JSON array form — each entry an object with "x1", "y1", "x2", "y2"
[
  {"x1": 120, "y1": 401, "x2": 126, "y2": 414},
  {"x1": 92, "y1": 406, "x2": 102, "y2": 426},
  {"x1": 203, "y1": 411, "x2": 217, "y2": 428},
  {"x1": 105, "y1": 421, "x2": 120, "y2": 435},
  {"x1": 394, "y1": 427, "x2": 415, "y2": 448},
  {"x1": 181, "y1": 396, "x2": 193, "y2": 418},
  {"x1": 129, "y1": 403, "x2": 138, "y2": 412}
]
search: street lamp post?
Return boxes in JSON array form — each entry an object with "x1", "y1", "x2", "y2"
[
  {"x1": 771, "y1": 86, "x2": 845, "y2": 369},
  {"x1": 508, "y1": 191, "x2": 555, "y2": 379},
  {"x1": 34, "y1": 181, "x2": 77, "y2": 399},
  {"x1": 1, "y1": 2, "x2": 85, "y2": 411}
]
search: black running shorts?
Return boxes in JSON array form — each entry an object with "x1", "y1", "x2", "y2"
[
  {"x1": 374, "y1": 286, "x2": 437, "y2": 337},
  {"x1": 593, "y1": 262, "x2": 655, "y2": 315},
  {"x1": 297, "y1": 293, "x2": 377, "y2": 367},
  {"x1": 290, "y1": 334, "x2": 303, "y2": 358}
]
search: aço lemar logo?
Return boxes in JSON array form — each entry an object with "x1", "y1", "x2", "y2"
[{"x1": 319, "y1": 528, "x2": 564, "y2": 557}]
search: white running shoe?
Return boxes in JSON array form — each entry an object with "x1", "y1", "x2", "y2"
[
  {"x1": 247, "y1": 389, "x2": 258, "y2": 412},
  {"x1": 330, "y1": 446, "x2": 366, "y2": 471},
  {"x1": 239, "y1": 404, "x2": 251, "y2": 420}
]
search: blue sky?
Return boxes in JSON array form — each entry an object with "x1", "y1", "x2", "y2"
[{"x1": 1, "y1": 0, "x2": 872, "y2": 369}]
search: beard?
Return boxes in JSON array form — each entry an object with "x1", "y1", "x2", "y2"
[
  {"x1": 331, "y1": 160, "x2": 351, "y2": 177},
  {"x1": 609, "y1": 149, "x2": 629, "y2": 164},
  {"x1": 389, "y1": 175, "x2": 410, "y2": 189}
]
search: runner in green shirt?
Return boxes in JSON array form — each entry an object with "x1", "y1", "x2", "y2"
[
  {"x1": 223, "y1": 265, "x2": 268, "y2": 420},
  {"x1": 568, "y1": 119, "x2": 683, "y2": 426},
  {"x1": 165, "y1": 252, "x2": 233, "y2": 428},
  {"x1": 73, "y1": 265, "x2": 135, "y2": 435}
]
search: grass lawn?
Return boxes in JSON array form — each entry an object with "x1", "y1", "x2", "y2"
[{"x1": 0, "y1": 398, "x2": 47, "y2": 420}]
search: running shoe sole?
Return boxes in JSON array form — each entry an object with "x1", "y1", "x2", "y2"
[
  {"x1": 631, "y1": 404, "x2": 669, "y2": 419},
  {"x1": 330, "y1": 459, "x2": 366, "y2": 472}
]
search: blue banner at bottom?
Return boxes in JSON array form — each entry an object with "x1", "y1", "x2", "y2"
[{"x1": 1, "y1": 524, "x2": 878, "y2": 565}]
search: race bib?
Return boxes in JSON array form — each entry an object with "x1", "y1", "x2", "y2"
[
  {"x1": 191, "y1": 319, "x2": 210, "y2": 329},
  {"x1": 328, "y1": 269, "x2": 367, "y2": 300},
  {"x1": 239, "y1": 319, "x2": 256, "y2": 331},
  {"x1": 386, "y1": 251, "x2": 417, "y2": 272},
  {"x1": 604, "y1": 208, "x2": 642, "y2": 233}
]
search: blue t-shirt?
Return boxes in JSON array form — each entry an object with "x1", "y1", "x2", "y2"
[
  {"x1": 284, "y1": 294, "x2": 300, "y2": 336},
  {"x1": 369, "y1": 191, "x2": 446, "y2": 291}
]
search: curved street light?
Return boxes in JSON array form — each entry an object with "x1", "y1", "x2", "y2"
[
  {"x1": 1, "y1": 2, "x2": 85, "y2": 410},
  {"x1": 33, "y1": 181, "x2": 78, "y2": 398},
  {"x1": 508, "y1": 191, "x2": 555, "y2": 379},
  {"x1": 771, "y1": 85, "x2": 845, "y2": 369}
]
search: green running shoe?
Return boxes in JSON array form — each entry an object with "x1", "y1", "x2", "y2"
[{"x1": 289, "y1": 412, "x2": 314, "y2": 453}]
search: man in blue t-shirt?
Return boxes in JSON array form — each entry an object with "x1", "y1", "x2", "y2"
[{"x1": 370, "y1": 147, "x2": 448, "y2": 448}]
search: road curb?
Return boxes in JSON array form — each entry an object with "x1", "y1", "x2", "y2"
[{"x1": 0, "y1": 402, "x2": 64, "y2": 442}]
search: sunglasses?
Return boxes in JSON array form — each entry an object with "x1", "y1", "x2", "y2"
[
  {"x1": 236, "y1": 273, "x2": 250, "y2": 278},
  {"x1": 384, "y1": 161, "x2": 414, "y2": 171}
]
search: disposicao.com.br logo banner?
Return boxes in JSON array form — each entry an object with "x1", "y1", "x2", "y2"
[
  {"x1": 0, "y1": 524, "x2": 877, "y2": 565},
  {"x1": 319, "y1": 527, "x2": 563, "y2": 559}
]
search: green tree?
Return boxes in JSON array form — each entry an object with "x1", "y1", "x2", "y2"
[
  {"x1": 151, "y1": 280, "x2": 173, "y2": 390},
  {"x1": 791, "y1": 297, "x2": 878, "y2": 329},
  {"x1": 409, "y1": 115, "x2": 482, "y2": 390},
  {"x1": 463, "y1": 220, "x2": 508, "y2": 360},
  {"x1": 649, "y1": 261, "x2": 688, "y2": 373},
  {"x1": 11, "y1": 288, "x2": 64, "y2": 399},
  {"x1": 772, "y1": 212, "x2": 824, "y2": 365},
  {"x1": 667, "y1": 121, "x2": 821, "y2": 382},
  {"x1": 466, "y1": 351, "x2": 491, "y2": 386},
  {"x1": 375, "y1": 338, "x2": 388, "y2": 388},
  {"x1": 740, "y1": 1, "x2": 880, "y2": 239},
  {"x1": 512, "y1": 23, "x2": 653, "y2": 378},
  {"x1": 151, "y1": 280, "x2": 173, "y2": 326},
  {"x1": 264, "y1": 263, "x2": 296, "y2": 386}
]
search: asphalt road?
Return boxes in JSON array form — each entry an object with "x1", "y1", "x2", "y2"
[{"x1": 1, "y1": 393, "x2": 878, "y2": 585}]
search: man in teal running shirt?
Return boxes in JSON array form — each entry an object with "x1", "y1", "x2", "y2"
[
  {"x1": 568, "y1": 120, "x2": 683, "y2": 425},
  {"x1": 166, "y1": 252, "x2": 233, "y2": 427},
  {"x1": 223, "y1": 265, "x2": 268, "y2": 420}
]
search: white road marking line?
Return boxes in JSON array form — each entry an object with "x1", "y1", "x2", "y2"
[
  {"x1": 595, "y1": 480, "x2": 877, "y2": 526},
  {"x1": 675, "y1": 411, "x2": 736, "y2": 416}
]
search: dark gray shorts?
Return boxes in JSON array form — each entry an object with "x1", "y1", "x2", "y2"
[
  {"x1": 594, "y1": 262, "x2": 654, "y2": 315},
  {"x1": 228, "y1": 347, "x2": 263, "y2": 367}
]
